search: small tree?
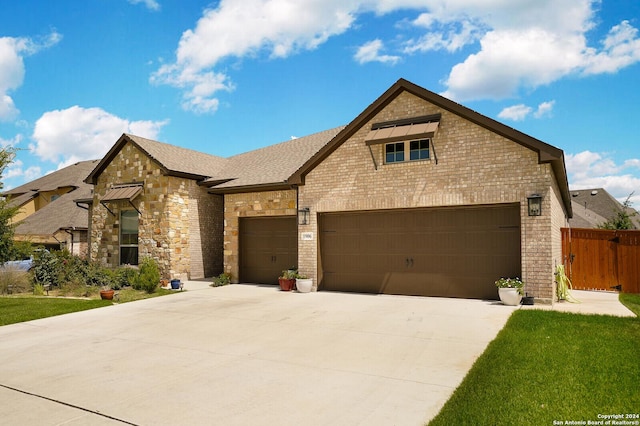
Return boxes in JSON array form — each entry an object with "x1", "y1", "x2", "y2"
[
  {"x1": 0, "y1": 147, "x2": 19, "y2": 263},
  {"x1": 598, "y1": 192, "x2": 637, "y2": 230}
]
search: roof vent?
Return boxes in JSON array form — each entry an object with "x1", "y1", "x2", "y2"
[
  {"x1": 572, "y1": 192, "x2": 580, "y2": 197},
  {"x1": 591, "y1": 190, "x2": 598, "y2": 196}
]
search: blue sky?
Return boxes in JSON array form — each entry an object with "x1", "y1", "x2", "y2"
[{"x1": 1, "y1": 0, "x2": 639, "y2": 205}]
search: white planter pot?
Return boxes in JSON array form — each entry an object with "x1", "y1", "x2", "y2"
[
  {"x1": 498, "y1": 287, "x2": 522, "y2": 306},
  {"x1": 296, "y1": 278, "x2": 313, "y2": 293}
]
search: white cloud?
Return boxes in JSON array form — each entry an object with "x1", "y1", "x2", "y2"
[
  {"x1": 151, "y1": 0, "x2": 358, "y2": 113},
  {"x1": 0, "y1": 32, "x2": 62, "y2": 121},
  {"x1": 31, "y1": 106, "x2": 168, "y2": 168},
  {"x1": 439, "y1": 1, "x2": 640, "y2": 101},
  {"x1": 534, "y1": 100, "x2": 555, "y2": 118},
  {"x1": 404, "y1": 14, "x2": 484, "y2": 53},
  {"x1": 566, "y1": 151, "x2": 640, "y2": 205},
  {"x1": 498, "y1": 100, "x2": 555, "y2": 121},
  {"x1": 354, "y1": 39, "x2": 400, "y2": 64},
  {"x1": 583, "y1": 20, "x2": 640, "y2": 74},
  {"x1": 498, "y1": 104, "x2": 532, "y2": 121},
  {"x1": 127, "y1": 0, "x2": 160, "y2": 11},
  {"x1": 152, "y1": 1, "x2": 640, "y2": 111}
]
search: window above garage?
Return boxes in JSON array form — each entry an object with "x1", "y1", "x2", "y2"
[
  {"x1": 385, "y1": 139, "x2": 431, "y2": 164},
  {"x1": 366, "y1": 114, "x2": 440, "y2": 166}
]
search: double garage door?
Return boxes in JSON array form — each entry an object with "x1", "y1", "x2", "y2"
[{"x1": 319, "y1": 205, "x2": 521, "y2": 299}]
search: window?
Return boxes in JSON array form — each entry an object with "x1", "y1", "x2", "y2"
[
  {"x1": 385, "y1": 139, "x2": 430, "y2": 164},
  {"x1": 385, "y1": 142, "x2": 405, "y2": 163},
  {"x1": 120, "y1": 210, "x2": 139, "y2": 265},
  {"x1": 410, "y1": 139, "x2": 430, "y2": 161}
]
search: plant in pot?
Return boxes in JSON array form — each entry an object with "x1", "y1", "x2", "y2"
[
  {"x1": 495, "y1": 277, "x2": 524, "y2": 306},
  {"x1": 295, "y1": 273, "x2": 313, "y2": 293},
  {"x1": 278, "y1": 269, "x2": 297, "y2": 291},
  {"x1": 94, "y1": 268, "x2": 117, "y2": 300}
]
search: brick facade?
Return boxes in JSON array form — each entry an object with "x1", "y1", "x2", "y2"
[
  {"x1": 298, "y1": 91, "x2": 566, "y2": 303},
  {"x1": 89, "y1": 142, "x2": 223, "y2": 279},
  {"x1": 223, "y1": 190, "x2": 297, "y2": 281}
]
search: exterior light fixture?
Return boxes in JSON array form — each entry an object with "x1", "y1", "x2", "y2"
[
  {"x1": 527, "y1": 194, "x2": 542, "y2": 216},
  {"x1": 298, "y1": 207, "x2": 310, "y2": 225}
]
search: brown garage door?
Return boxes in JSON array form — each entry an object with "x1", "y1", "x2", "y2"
[
  {"x1": 319, "y1": 205, "x2": 520, "y2": 299},
  {"x1": 239, "y1": 216, "x2": 297, "y2": 285}
]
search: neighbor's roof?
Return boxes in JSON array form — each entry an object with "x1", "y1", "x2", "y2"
[
  {"x1": 205, "y1": 126, "x2": 345, "y2": 193},
  {"x1": 85, "y1": 134, "x2": 229, "y2": 184},
  {"x1": 14, "y1": 186, "x2": 92, "y2": 236},
  {"x1": 288, "y1": 78, "x2": 573, "y2": 216},
  {"x1": 569, "y1": 188, "x2": 640, "y2": 229},
  {"x1": 5, "y1": 160, "x2": 99, "y2": 201}
]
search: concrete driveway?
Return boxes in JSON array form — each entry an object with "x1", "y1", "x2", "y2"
[{"x1": 0, "y1": 284, "x2": 518, "y2": 425}]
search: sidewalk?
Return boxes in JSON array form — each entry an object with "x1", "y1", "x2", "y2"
[{"x1": 521, "y1": 290, "x2": 635, "y2": 317}]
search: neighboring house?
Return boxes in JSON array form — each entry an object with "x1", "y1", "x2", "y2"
[
  {"x1": 3, "y1": 160, "x2": 99, "y2": 255},
  {"x1": 569, "y1": 188, "x2": 640, "y2": 229},
  {"x1": 87, "y1": 79, "x2": 573, "y2": 303}
]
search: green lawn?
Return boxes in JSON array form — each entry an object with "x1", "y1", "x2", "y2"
[
  {"x1": 429, "y1": 309, "x2": 640, "y2": 426},
  {"x1": 0, "y1": 297, "x2": 113, "y2": 326},
  {"x1": 0, "y1": 288, "x2": 177, "y2": 326},
  {"x1": 620, "y1": 292, "x2": 640, "y2": 317}
]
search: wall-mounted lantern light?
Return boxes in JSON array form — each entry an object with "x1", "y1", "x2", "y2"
[
  {"x1": 298, "y1": 207, "x2": 310, "y2": 225},
  {"x1": 527, "y1": 194, "x2": 543, "y2": 216}
]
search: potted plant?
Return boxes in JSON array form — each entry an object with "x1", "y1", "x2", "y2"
[
  {"x1": 295, "y1": 273, "x2": 313, "y2": 293},
  {"x1": 278, "y1": 269, "x2": 297, "y2": 291},
  {"x1": 94, "y1": 267, "x2": 116, "y2": 300},
  {"x1": 495, "y1": 277, "x2": 524, "y2": 306}
]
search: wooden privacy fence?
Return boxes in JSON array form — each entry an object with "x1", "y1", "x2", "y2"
[{"x1": 561, "y1": 228, "x2": 640, "y2": 293}]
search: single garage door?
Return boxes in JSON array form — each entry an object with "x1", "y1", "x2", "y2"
[
  {"x1": 319, "y1": 205, "x2": 520, "y2": 299},
  {"x1": 239, "y1": 216, "x2": 297, "y2": 285}
]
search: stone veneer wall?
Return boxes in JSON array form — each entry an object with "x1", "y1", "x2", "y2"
[
  {"x1": 223, "y1": 189, "x2": 297, "y2": 282},
  {"x1": 89, "y1": 142, "x2": 223, "y2": 279},
  {"x1": 298, "y1": 91, "x2": 567, "y2": 303}
]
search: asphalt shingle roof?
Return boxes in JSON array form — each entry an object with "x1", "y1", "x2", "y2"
[
  {"x1": 569, "y1": 188, "x2": 640, "y2": 229},
  {"x1": 14, "y1": 186, "x2": 91, "y2": 235},
  {"x1": 205, "y1": 126, "x2": 345, "y2": 190},
  {"x1": 5, "y1": 161, "x2": 99, "y2": 236},
  {"x1": 5, "y1": 160, "x2": 98, "y2": 198},
  {"x1": 124, "y1": 134, "x2": 229, "y2": 178}
]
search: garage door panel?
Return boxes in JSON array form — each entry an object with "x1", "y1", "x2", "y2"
[
  {"x1": 319, "y1": 205, "x2": 521, "y2": 299},
  {"x1": 240, "y1": 216, "x2": 297, "y2": 285}
]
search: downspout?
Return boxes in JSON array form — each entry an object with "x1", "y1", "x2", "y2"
[{"x1": 64, "y1": 229, "x2": 75, "y2": 255}]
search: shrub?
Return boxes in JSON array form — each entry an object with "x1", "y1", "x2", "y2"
[
  {"x1": 114, "y1": 267, "x2": 137, "y2": 290},
  {"x1": 31, "y1": 249, "x2": 60, "y2": 287},
  {"x1": 211, "y1": 272, "x2": 232, "y2": 287},
  {"x1": 33, "y1": 283, "x2": 45, "y2": 296},
  {"x1": 133, "y1": 257, "x2": 159, "y2": 294}
]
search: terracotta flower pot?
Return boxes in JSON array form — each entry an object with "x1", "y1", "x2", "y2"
[
  {"x1": 100, "y1": 289, "x2": 115, "y2": 300},
  {"x1": 278, "y1": 278, "x2": 295, "y2": 291}
]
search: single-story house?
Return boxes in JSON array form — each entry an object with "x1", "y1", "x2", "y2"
[
  {"x1": 569, "y1": 188, "x2": 639, "y2": 229},
  {"x1": 86, "y1": 78, "x2": 573, "y2": 303},
  {"x1": 4, "y1": 160, "x2": 99, "y2": 255}
]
